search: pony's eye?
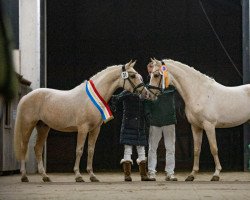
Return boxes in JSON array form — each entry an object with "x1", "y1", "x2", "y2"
[
  {"x1": 130, "y1": 74, "x2": 136, "y2": 78},
  {"x1": 154, "y1": 74, "x2": 159, "y2": 78}
]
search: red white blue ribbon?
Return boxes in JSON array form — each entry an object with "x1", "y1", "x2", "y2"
[{"x1": 86, "y1": 80, "x2": 114, "y2": 123}]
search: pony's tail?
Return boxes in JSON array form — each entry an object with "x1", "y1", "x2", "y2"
[
  {"x1": 14, "y1": 103, "x2": 29, "y2": 161},
  {"x1": 14, "y1": 106, "x2": 22, "y2": 161}
]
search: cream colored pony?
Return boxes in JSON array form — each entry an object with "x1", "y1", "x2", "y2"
[
  {"x1": 14, "y1": 61, "x2": 148, "y2": 182},
  {"x1": 149, "y1": 58, "x2": 250, "y2": 181}
]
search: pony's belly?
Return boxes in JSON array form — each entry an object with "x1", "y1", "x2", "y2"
[
  {"x1": 56, "y1": 126, "x2": 78, "y2": 132},
  {"x1": 47, "y1": 123, "x2": 78, "y2": 132},
  {"x1": 215, "y1": 107, "x2": 250, "y2": 128},
  {"x1": 216, "y1": 119, "x2": 249, "y2": 128}
]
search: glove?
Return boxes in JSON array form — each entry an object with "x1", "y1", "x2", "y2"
[
  {"x1": 111, "y1": 95, "x2": 119, "y2": 105},
  {"x1": 109, "y1": 95, "x2": 118, "y2": 113}
]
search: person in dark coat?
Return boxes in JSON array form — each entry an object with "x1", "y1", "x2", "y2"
[{"x1": 112, "y1": 91, "x2": 152, "y2": 181}]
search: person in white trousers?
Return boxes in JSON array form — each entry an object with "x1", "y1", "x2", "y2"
[
  {"x1": 148, "y1": 125, "x2": 176, "y2": 180},
  {"x1": 145, "y1": 63, "x2": 177, "y2": 181}
]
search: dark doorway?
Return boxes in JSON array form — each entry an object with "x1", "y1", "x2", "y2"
[{"x1": 47, "y1": 0, "x2": 243, "y2": 172}]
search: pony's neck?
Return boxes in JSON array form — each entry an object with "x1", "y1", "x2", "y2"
[
  {"x1": 165, "y1": 61, "x2": 205, "y2": 105},
  {"x1": 168, "y1": 66, "x2": 191, "y2": 102},
  {"x1": 90, "y1": 66, "x2": 121, "y2": 102}
]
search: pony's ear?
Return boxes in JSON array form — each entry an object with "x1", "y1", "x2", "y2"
[
  {"x1": 153, "y1": 58, "x2": 161, "y2": 66},
  {"x1": 130, "y1": 60, "x2": 136, "y2": 68},
  {"x1": 125, "y1": 60, "x2": 135, "y2": 69},
  {"x1": 150, "y1": 58, "x2": 157, "y2": 65}
]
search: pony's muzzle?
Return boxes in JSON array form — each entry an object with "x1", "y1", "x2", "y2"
[{"x1": 144, "y1": 89, "x2": 156, "y2": 100}]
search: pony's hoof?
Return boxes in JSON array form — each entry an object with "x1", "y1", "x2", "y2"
[
  {"x1": 43, "y1": 177, "x2": 52, "y2": 182},
  {"x1": 75, "y1": 177, "x2": 85, "y2": 182},
  {"x1": 185, "y1": 175, "x2": 194, "y2": 181},
  {"x1": 211, "y1": 175, "x2": 220, "y2": 181},
  {"x1": 21, "y1": 176, "x2": 29, "y2": 182},
  {"x1": 90, "y1": 176, "x2": 100, "y2": 182}
]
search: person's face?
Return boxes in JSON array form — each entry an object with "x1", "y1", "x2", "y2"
[{"x1": 147, "y1": 62, "x2": 153, "y2": 74}]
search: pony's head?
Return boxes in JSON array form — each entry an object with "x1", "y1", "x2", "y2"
[
  {"x1": 119, "y1": 60, "x2": 149, "y2": 98},
  {"x1": 147, "y1": 58, "x2": 173, "y2": 99}
]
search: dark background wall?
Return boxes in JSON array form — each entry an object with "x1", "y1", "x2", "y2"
[
  {"x1": 47, "y1": 0, "x2": 243, "y2": 172},
  {"x1": 1, "y1": 0, "x2": 19, "y2": 49}
]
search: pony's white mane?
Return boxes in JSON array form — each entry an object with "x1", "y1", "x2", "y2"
[
  {"x1": 165, "y1": 59, "x2": 215, "y2": 83},
  {"x1": 90, "y1": 65, "x2": 119, "y2": 80}
]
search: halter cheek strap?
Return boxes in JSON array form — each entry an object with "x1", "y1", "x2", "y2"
[
  {"x1": 121, "y1": 65, "x2": 145, "y2": 94},
  {"x1": 122, "y1": 65, "x2": 128, "y2": 89},
  {"x1": 147, "y1": 61, "x2": 166, "y2": 96}
]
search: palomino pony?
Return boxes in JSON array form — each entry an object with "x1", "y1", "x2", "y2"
[
  {"x1": 14, "y1": 60, "x2": 148, "y2": 182},
  {"x1": 148, "y1": 58, "x2": 250, "y2": 181}
]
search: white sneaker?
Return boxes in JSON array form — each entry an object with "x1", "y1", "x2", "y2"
[
  {"x1": 147, "y1": 172, "x2": 156, "y2": 181},
  {"x1": 165, "y1": 174, "x2": 178, "y2": 181}
]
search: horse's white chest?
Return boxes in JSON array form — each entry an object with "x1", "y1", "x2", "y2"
[
  {"x1": 185, "y1": 104, "x2": 208, "y2": 128},
  {"x1": 185, "y1": 107, "x2": 200, "y2": 125}
]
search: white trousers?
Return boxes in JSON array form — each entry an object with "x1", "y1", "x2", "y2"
[
  {"x1": 122, "y1": 145, "x2": 146, "y2": 163},
  {"x1": 148, "y1": 125, "x2": 176, "y2": 175}
]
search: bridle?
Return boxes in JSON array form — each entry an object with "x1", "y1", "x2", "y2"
[
  {"x1": 121, "y1": 65, "x2": 145, "y2": 94},
  {"x1": 147, "y1": 61, "x2": 166, "y2": 96}
]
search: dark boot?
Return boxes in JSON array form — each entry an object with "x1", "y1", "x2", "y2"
[
  {"x1": 138, "y1": 160, "x2": 153, "y2": 181},
  {"x1": 122, "y1": 161, "x2": 132, "y2": 181}
]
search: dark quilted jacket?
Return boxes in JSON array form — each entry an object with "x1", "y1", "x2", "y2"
[{"x1": 112, "y1": 91, "x2": 147, "y2": 146}]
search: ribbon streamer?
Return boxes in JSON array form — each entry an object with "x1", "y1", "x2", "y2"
[{"x1": 86, "y1": 80, "x2": 114, "y2": 123}]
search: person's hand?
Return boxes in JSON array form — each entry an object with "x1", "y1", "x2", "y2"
[
  {"x1": 109, "y1": 95, "x2": 118, "y2": 112},
  {"x1": 111, "y1": 95, "x2": 118, "y2": 104}
]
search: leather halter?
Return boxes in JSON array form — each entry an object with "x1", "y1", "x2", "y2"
[
  {"x1": 121, "y1": 65, "x2": 145, "y2": 94},
  {"x1": 147, "y1": 61, "x2": 165, "y2": 96}
]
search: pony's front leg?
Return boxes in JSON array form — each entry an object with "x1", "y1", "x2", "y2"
[
  {"x1": 204, "y1": 122, "x2": 222, "y2": 181},
  {"x1": 87, "y1": 126, "x2": 101, "y2": 182},
  {"x1": 74, "y1": 127, "x2": 88, "y2": 182},
  {"x1": 185, "y1": 125, "x2": 203, "y2": 181}
]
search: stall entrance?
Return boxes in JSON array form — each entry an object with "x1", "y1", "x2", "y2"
[{"x1": 47, "y1": 0, "x2": 243, "y2": 172}]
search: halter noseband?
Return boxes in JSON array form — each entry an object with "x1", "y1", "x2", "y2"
[
  {"x1": 147, "y1": 61, "x2": 165, "y2": 96},
  {"x1": 121, "y1": 65, "x2": 145, "y2": 94}
]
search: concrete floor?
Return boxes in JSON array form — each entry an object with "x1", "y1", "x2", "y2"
[{"x1": 1, "y1": 172, "x2": 250, "y2": 200}]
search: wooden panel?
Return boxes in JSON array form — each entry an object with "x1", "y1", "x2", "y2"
[{"x1": 0, "y1": 83, "x2": 31, "y2": 172}]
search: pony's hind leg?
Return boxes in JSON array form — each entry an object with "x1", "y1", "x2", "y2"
[
  {"x1": 20, "y1": 160, "x2": 28, "y2": 182},
  {"x1": 74, "y1": 126, "x2": 88, "y2": 182},
  {"x1": 87, "y1": 126, "x2": 101, "y2": 182},
  {"x1": 35, "y1": 121, "x2": 50, "y2": 182},
  {"x1": 185, "y1": 125, "x2": 203, "y2": 181},
  {"x1": 20, "y1": 124, "x2": 35, "y2": 182},
  {"x1": 204, "y1": 122, "x2": 222, "y2": 181}
]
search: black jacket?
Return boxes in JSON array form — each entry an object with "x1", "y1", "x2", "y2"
[
  {"x1": 145, "y1": 85, "x2": 177, "y2": 127},
  {"x1": 112, "y1": 91, "x2": 147, "y2": 146}
]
